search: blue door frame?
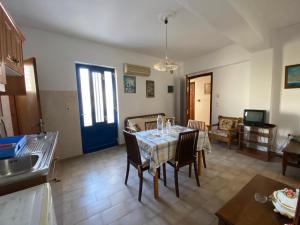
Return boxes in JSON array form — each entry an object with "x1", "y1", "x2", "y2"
[{"x1": 76, "y1": 63, "x2": 118, "y2": 153}]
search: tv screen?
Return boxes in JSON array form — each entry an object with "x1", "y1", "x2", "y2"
[{"x1": 244, "y1": 110, "x2": 266, "y2": 126}]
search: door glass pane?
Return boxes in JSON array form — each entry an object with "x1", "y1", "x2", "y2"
[
  {"x1": 92, "y1": 72, "x2": 104, "y2": 123},
  {"x1": 104, "y1": 71, "x2": 115, "y2": 123},
  {"x1": 79, "y1": 68, "x2": 92, "y2": 127}
]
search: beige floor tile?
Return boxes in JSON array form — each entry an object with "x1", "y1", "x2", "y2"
[{"x1": 53, "y1": 143, "x2": 300, "y2": 225}]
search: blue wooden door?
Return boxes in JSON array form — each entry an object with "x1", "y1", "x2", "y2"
[{"x1": 76, "y1": 63, "x2": 118, "y2": 153}]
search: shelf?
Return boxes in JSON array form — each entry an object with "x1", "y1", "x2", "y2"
[
  {"x1": 241, "y1": 140, "x2": 270, "y2": 147},
  {"x1": 237, "y1": 148, "x2": 270, "y2": 161},
  {"x1": 239, "y1": 131, "x2": 271, "y2": 138}
]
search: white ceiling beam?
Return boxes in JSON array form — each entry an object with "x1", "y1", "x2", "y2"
[{"x1": 175, "y1": 0, "x2": 270, "y2": 51}]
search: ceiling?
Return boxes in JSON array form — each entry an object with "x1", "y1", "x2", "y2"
[{"x1": 2, "y1": 0, "x2": 300, "y2": 60}]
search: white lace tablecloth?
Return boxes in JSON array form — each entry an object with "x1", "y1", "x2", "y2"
[{"x1": 135, "y1": 125, "x2": 211, "y2": 175}]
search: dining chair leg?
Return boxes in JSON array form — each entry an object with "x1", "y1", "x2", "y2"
[
  {"x1": 125, "y1": 160, "x2": 130, "y2": 185},
  {"x1": 138, "y1": 171, "x2": 143, "y2": 201},
  {"x1": 163, "y1": 163, "x2": 167, "y2": 186},
  {"x1": 197, "y1": 152, "x2": 202, "y2": 176},
  {"x1": 174, "y1": 168, "x2": 179, "y2": 198},
  {"x1": 202, "y1": 150, "x2": 207, "y2": 168},
  {"x1": 188, "y1": 164, "x2": 192, "y2": 178},
  {"x1": 194, "y1": 161, "x2": 200, "y2": 187},
  {"x1": 158, "y1": 167, "x2": 161, "y2": 179}
]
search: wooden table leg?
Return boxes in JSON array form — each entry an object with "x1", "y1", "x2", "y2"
[
  {"x1": 153, "y1": 168, "x2": 159, "y2": 199},
  {"x1": 282, "y1": 152, "x2": 288, "y2": 176},
  {"x1": 198, "y1": 151, "x2": 202, "y2": 176}
]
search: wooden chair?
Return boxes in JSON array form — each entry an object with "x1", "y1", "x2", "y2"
[
  {"x1": 163, "y1": 130, "x2": 200, "y2": 198},
  {"x1": 207, "y1": 115, "x2": 242, "y2": 149},
  {"x1": 123, "y1": 130, "x2": 149, "y2": 201},
  {"x1": 145, "y1": 121, "x2": 157, "y2": 130},
  {"x1": 165, "y1": 116, "x2": 175, "y2": 125},
  {"x1": 187, "y1": 120, "x2": 207, "y2": 174}
]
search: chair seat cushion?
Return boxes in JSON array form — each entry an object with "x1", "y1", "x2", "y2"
[{"x1": 209, "y1": 129, "x2": 229, "y2": 137}]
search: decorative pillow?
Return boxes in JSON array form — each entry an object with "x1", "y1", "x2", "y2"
[
  {"x1": 127, "y1": 119, "x2": 141, "y2": 132},
  {"x1": 219, "y1": 118, "x2": 233, "y2": 131},
  {"x1": 132, "y1": 124, "x2": 141, "y2": 132}
]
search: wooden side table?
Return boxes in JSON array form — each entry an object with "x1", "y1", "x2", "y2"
[{"x1": 282, "y1": 139, "x2": 300, "y2": 175}]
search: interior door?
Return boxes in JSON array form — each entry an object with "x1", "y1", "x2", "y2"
[
  {"x1": 14, "y1": 58, "x2": 42, "y2": 134},
  {"x1": 189, "y1": 82, "x2": 195, "y2": 120},
  {"x1": 76, "y1": 63, "x2": 118, "y2": 153}
]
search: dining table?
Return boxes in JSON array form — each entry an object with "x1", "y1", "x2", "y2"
[{"x1": 134, "y1": 125, "x2": 211, "y2": 198}]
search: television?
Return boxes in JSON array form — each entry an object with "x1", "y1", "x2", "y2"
[{"x1": 243, "y1": 109, "x2": 266, "y2": 126}]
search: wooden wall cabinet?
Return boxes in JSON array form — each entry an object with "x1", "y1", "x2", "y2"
[
  {"x1": 0, "y1": 3, "x2": 25, "y2": 86},
  {"x1": 0, "y1": 7, "x2": 6, "y2": 84}
]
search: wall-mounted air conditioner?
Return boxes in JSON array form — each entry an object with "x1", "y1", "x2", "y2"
[{"x1": 124, "y1": 63, "x2": 151, "y2": 76}]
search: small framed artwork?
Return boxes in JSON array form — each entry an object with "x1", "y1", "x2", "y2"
[
  {"x1": 285, "y1": 64, "x2": 300, "y2": 89},
  {"x1": 146, "y1": 80, "x2": 155, "y2": 97},
  {"x1": 168, "y1": 85, "x2": 174, "y2": 93},
  {"x1": 124, "y1": 75, "x2": 136, "y2": 93},
  {"x1": 204, "y1": 83, "x2": 211, "y2": 94}
]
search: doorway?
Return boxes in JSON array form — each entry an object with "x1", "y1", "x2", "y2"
[
  {"x1": 186, "y1": 72, "x2": 213, "y2": 126},
  {"x1": 76, "y1": 63, "x2": 118, "y2": 154}
]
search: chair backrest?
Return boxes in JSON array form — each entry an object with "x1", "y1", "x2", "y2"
[
  {"x1": 187, "y1": 119, "x2": 205, "y2": 131},
  {"x1": 165, "y1": 117, "x2": 175, "y2": 125},
  {"x1": 175, "y1": 130, "x2": 199, "y2": 167},
  {"x1": 145, "y1": 121, "x2": 157, "y2": 130},
  {"x1": 123, "y1": 130, "x2": 142, "y2": 166},
  {"x1": 218, "y1": 115, "x2": 243, "y2": 130}
]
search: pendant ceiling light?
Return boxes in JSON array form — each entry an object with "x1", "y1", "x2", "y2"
[{"x1": 154, "y1": 12, "x2": 178, "y2": 73}]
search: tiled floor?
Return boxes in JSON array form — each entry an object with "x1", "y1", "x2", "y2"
[{"x1": 52, "y1": 144, "x2": 300, "y2": 225}]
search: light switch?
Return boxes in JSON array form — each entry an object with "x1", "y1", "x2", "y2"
[{"x1": 65, "y1": 103, "x2": 71, "y2": 111}]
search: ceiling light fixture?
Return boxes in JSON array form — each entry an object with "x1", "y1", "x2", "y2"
[{"x1": 154, "y1": 12, "x2": 178, "y2": 73}]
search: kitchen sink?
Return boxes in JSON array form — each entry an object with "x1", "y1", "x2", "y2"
[{"x1": 0, "y1": 154, "x2": 40, "y2": 177}]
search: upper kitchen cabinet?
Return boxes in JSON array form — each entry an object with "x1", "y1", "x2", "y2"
[
  {"x1": 0, "y1": 7, "x2": 5, "y2": 84},
  {"x1": 1, "y1": 3, "x2": 25, "y2": 77}
]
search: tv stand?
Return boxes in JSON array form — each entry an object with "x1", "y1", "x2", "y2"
[{"x1": 238, "y1": 123, "x2": 276, "y2": 161}]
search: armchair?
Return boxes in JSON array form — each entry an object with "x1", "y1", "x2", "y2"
[{"x1": 207, "y1": 115, "x2": 243, "y2": 149}]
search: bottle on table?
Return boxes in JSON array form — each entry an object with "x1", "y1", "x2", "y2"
[{"x1": 157, "y1": 115, "x2": 163, "y2": 130}]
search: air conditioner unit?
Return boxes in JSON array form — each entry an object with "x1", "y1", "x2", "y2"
[{"x1": 124, "y1": 63, "x2": 151, "y2": 76}]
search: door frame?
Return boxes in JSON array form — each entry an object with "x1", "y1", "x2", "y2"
[
  {"x1": 186, "y1": 72, "x2": 213, "y2": 126},
  {"x1": 75, "y1": 63, "x2": 119, "y2": 153},
  {"x1": 188, "y1": 82, "x2": 195, "y2": 120}
]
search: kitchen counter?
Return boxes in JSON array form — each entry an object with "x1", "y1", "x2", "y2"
[
  {"x1": 0, "y1": 132, "x2": 58, "y2": 189},
  {"x1": 0, "y1": 183, "x2": 57, "y2": 225}
]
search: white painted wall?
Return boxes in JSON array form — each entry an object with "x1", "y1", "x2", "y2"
[
  {"x1": 249, "y1": 49, "x2": 273, "y2": 120},
  {"x1": 182, "y1": 44, "x2": 251, "y2": 124},
  {"x1": 270, "y1": 24, "x2": 300, "y2": 148},
  {"x1": 183, "y1": 29, "x2": 300, "y2": 151},
  {"x1": 21, "y1": 26, "x2": 177, "y2": 158}
]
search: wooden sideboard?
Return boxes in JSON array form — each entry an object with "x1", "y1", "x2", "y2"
[{"x1": 238, "y1": 124, "x2": 276, "y2": 161}]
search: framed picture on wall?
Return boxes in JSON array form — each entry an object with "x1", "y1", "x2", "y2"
[
  {"x1": 124, "y1": 75, "x2": 136, "y2": 93},
  {"x1": 285, "y1": 64, "x2": 300, "y2": 89},
  {"x1": 146, "y1": 80, "x2": 155, "y2": 97},
  {"x1": 204, "y1": 83, "x2": 211, "y2": 94}
]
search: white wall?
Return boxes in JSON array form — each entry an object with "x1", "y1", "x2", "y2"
[
  {"x1": 183, "y1": 44, "x2": 251, "y2": 124},
  {"x1": 249, "y1": 49, "x2": 273, "y2": 120},
  {"x1": 21, "y1": 27, "x2": 176, "y2": 158},
  {"x1": 270, "y1": 24, "x2": 300, "y2": 146},
  {"x1": 183, "y1": 28, "x2": 300, "y2": 151}
]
